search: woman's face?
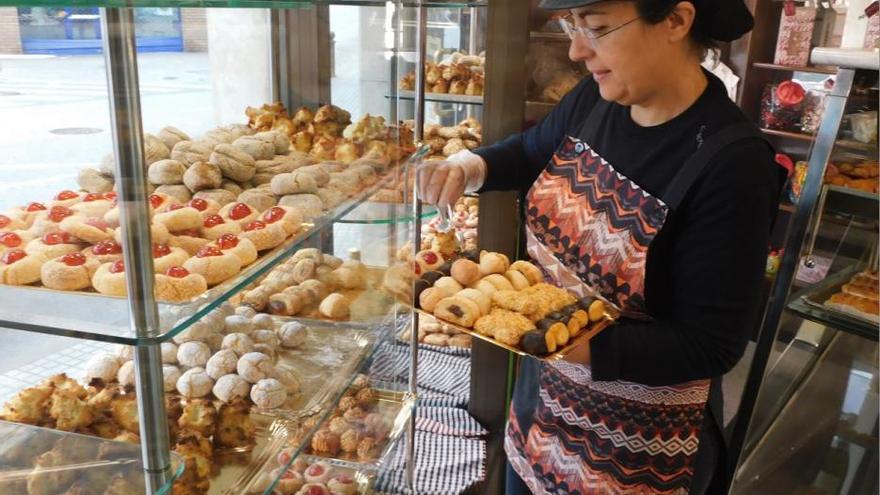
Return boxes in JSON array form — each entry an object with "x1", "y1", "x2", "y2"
[{"x1": 567, "y1": 1, "x2": 683, "y2": 106}]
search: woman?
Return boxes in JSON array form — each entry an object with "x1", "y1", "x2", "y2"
[{"x1": 419, "y1": 1, "x2": 785, "y2": 494}]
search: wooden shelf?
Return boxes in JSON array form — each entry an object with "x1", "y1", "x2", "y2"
[
  {"x1": 752, "y1": 62, "x2": 838, "y2": 76},
  {"x1": 760, "y1": 128, "x2": 878, "y2": 152}
]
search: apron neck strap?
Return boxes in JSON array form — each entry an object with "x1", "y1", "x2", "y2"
[{"x1": 578, "y1": 97, "x2": 613, "y2": 143}]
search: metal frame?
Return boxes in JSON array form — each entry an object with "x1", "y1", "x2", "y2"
[
  {"x1": 726, "y1": 62, "x2": 861, "y2": 487},
  {"x1": 100, "y1": 7, "x2": 171, "y2": 492}
]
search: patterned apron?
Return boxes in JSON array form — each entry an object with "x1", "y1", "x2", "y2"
[{"x1": 505, "y1": 101, "x2": 764, "y2": 495}]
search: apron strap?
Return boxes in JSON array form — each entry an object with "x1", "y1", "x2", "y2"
[
  {"x1": 577, "y1": 96, "x2": 613, "y2": 143},
  {"x1": 662, "y1": 122, "x2": 768, "y2": 210}
]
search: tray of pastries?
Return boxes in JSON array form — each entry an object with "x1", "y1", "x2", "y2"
[
  {"x1": 398, "y1": 312, "x2": 472, "y2": 349},
  {"x1": 397, "y1": 247, "x2": 616, "y2": 359},
  {"x1": 244, "y1": 454, "x2": 374, "y2": 495},
  {"x1": 803, "y1": 267, "x2": 880, "y2": 325},
  {"x1": 288, "y1": 378, "x2": 412, "y2": 471},
  {"x1": 399, "y1": 51, "x2": 485, "y2": 97}
]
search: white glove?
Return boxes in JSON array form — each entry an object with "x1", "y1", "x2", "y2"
[{"x1": 417, "y1": 150, "x2": 487, "y2": 208}]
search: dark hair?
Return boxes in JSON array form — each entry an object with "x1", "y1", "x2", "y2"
[{"x1": 635, "y1": 0, "x2": 715, "y2": 56}]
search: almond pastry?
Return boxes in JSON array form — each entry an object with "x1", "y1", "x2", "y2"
[
  {"x1": 240, "y1": 220, "x2": 288, "y2": 251},
  {"x1": 154, "y1": 267, "x2": 207, "y2": 302},
  {"x1": 59, "y1": 215, "x2": 113, "y2": 244},
  {"x1": 0, "y1": 249, "x2": 44, "y2": 285},
  {"x1": 92, "y1": 260, "x2": 128, "y2": 296},
  {"x1": 40, "y1": 253, "x2": 99, "y2": 290},
  {"x1": 183, "y1": 245, "x2": 241, "y2": 286},
  {"x1": 153, "y1": 205, "x2": 202, "y2": 233}
]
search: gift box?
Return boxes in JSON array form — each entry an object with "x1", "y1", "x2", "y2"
[{"x1": 774, "y1": 5, "x2": 818, "y2": 66}]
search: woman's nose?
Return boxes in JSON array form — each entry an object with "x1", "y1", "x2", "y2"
[{"x1": 569, "y1": 35, "x2": 594, "y2": 62}]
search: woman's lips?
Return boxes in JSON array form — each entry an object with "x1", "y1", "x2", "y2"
[{"x1": 592, "y1": 69, "x2": 610, "y2": 82}]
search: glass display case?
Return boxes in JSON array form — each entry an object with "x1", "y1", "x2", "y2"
[
  {"x1": 0, "y1": 1, "x2": 463, "y2": 493},
  {"x1": 729, "y1": 48, "x2": 878, "y2": 495}
]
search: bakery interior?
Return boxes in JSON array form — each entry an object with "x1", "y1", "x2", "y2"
[{"x1": 0, "y1": 1, "x2": 877, "y2": 494}]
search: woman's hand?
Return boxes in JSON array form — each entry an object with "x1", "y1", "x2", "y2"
[{"x1": 416, "y1": 151, "x2": 487, "y2": 208}]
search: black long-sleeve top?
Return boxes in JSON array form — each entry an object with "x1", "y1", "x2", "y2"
[{"x1": 474, "y1": 72, "x2": 784, "y2": 386}]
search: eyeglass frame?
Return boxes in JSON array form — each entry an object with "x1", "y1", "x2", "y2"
[{"x1": 557, "y1": 13, "x2": 642, "y2": 45}]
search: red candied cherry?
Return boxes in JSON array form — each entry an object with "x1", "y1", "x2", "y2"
[
  {"x1": 262, "y1": 206, "x2": 285, "y2": 223},
  {"x1": 2, "y1": 249, "x2": 26, "y2": 265},
  {"x1": 55, "y1": 190, "x2": 79, "y2": 201},
  {"x1": 48, "y1": 206, "x2": 74, "y2": 222},
  {"x1": 276, "y1": 449, "x2": 294, "y2": 467},
  {"x1": 228, "y1": 202, "x2": 252, "y2": 221},
  {"x1": 196, "y1": 246, "x2": 223, "y2": 258},
  {"x1": 176, "y1": 228, "x2": 200, "y2": 237},
  {"x1": 420, "y1": 251, "x2": 439, "y2": 265},
  {"x1": 188, "y1": 198, "x2": 208, "y2": 211},
  {"x1": 244, "y1": 220, "x2": 265, "y2": 232},
  {"x1": 305, "y1": 464, "x2": 324, "y2": 476},
  {"x1": 103, "y1": 191, "x2": 117, "y2": 201},
  {"x1": 216, "y1": 233, "x2": 239, "y2": 249},
  {"x1": 166, "y1": 266, "x2": 190, "y2": 278},
  {"x1": 0, "y1": 232, "x2": 22, "y2": 248},
  {"x1": 85, "y1": 218, "x2": 110, "y2": 231},
  {"x1": 110, "y1": 260, "x2": 125, "y2": 273},
  {"x1": 168, "y1": 203, "x2": 185, "y2": 211},
  {"x1": 0, "y1": 215, "x2": 10, "y2": 228},
  {"x1": 203, "y1": 214, "x2": 225, "y2": 228},
  {"x1": 92, "y1": 240, "x2": 122, "y2": 255},
  {"x1": 60, "y1": 252, "x2": 87, "y2": 267},
  {"x1": 152, "y1": 244, "x2": 171, "y2": 258},
  {"x1": 305, "y1": 486, "x2": 325, "y2": 495},
  {"x1": 280, "y1": 469, "x2": 297, "y2": 480},
  {"x1": 148, "y1": 194, "x2": 164, "y2": 209},
  {"x1": 25, "y1": 202, "x2": 47, "y2": 212},
  {"x1": 83, "y1": 193, "x2": 104, "y2": 202},
  {"x1": 42, "y1": 232, "x2": 77, "y2": 245},
  {"x1": 410, "y1": 260, "x2": 422, "y2": 276}
]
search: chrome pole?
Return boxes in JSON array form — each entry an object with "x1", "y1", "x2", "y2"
[
  {"x1": 101, "y1": 8, "x2": 171, "y2": 493},
  {"x1": 269, "y1": 9, "x2": 284, "y2": 106},
  {"x1": 406, "y1": 3, "x2": 428, "y2": 492}
]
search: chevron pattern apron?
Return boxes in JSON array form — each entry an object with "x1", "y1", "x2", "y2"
[{"x1": 503, "y1": 101, "x2": 766, "y2": 494}]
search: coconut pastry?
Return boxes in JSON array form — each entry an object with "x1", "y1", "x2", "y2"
[
  {"x1": 150, "y1": 243, "x2": 190, "y2": 274},
  {"x1": 261, "y1": 205, "x2": 303, "y2": 236},
  {"x1": 240, "y1": 219, "x2": 288, "y2": 251},
  {"x1": 92, "y1": 260, "x2": 128, "y2": 296},
  {"x1": 70, "y1": 192, "x2": 115, "y2": 219},
  {"x1": 183, "y1": 245, "x2": 242, "y2": 286},
  {"x1": 0, "y1": 249, "x2": 44, "y2": 285},
  {"x1": 218, "y1": 201, "x2": 260, "y2": 228},
  {"x1": 200, "y1": 213, "x2": 241, "y2": 240},
  {"x1": 40, "y1": 252, "x2": 100, "y2": 291},
  {"x1": 154, "y1": 266, "x2": 208, "y2": 302},
  {"x1": 59, "y1": 215, "x2": 114, "y2": 244},
  {"x1": 210, "y1": 233, "x2": 258, "y2": 266}
]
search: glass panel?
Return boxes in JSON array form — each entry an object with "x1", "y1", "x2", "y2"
[{"x1": 5, "y1": 1, "x2": 489, "y2": 9}]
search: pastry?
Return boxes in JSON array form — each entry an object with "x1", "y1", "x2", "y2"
[
  {"x1": 215, "y1": 398, "x2": 256, "y2": 449},
  {"x1": 183, "y1": 245, "x2": 242, "y2": 286},
  {"x1": 433, "y1": 276, "x2": 464, "y2": 296},
  {"x1": 240, "y1": 220, "x2": 288, "y2": 251},
  {"x1": 147, "y1": 243, "x2": 188, "y2": 274},
  {"x1": 233, "y1": 135, "x2": 275, "y2": 160},
  {"x1": 163, "y1": 365, "x2": 182, "y2": 392},
  {"x1": 510, "y1": 260, "x2": 544, "y2": 285},
  {"x1": 116, "y1": 360, "x2": 136, "y2": 387},
  {"x1": 154, "y1": 184, "x2": 192, "y2": 204},
  {"x1": 30, "y1": 205, "x2": 76, "y2": 236},
  {"x1": 40, "y1": 252, "x2": 99, "y2": 290},
  {"x1": 250, "y1": 378, "x2": 287, "y2": 409},
  {"x1": 252, "y1": 329, "x2": 280, "y2": 348},
  {"x1": 176, "y1": 367, "x2": 214, "y2": 399},
  {"x1": 0, "y1": 213, "x2": 26, "y2": 232},
  {"x1": 169, "y1": 232, "x2": 210, "y2": 256},
  {"x1": 520, "y1": 330, "x2": 549, "y2": 355},
  {"x1": 70, "y1": 193, "x2": 114, "y2": 219},
  {"x1": 278, "y1": 194, "x2": 324, "y2": 220},
  {"x1": 262, "y1": 205, "x2": 303, "y2": 236},
  {"x1": 356, "y1": 437, "x2": 378, "y2": 460},
  {"x1": 185, "y1": 197, "x2": 221, "y2": 218},
  {"x1": 158, "y1": 126, "x2": 189, "y2": 150},
  {"x1": 183, "y1": 161, "x2": 223, "y2": 192},
  {"x1": 434, "y1": 296, "x2": 481, "y2": 327},
  {"x1": 178, "y1": 398, "x2": 216, "y2": 437},
  {"x1": 277, "y1": 321, "x2": 308, "y2": 348},
  {"x1": 210, "y1": 143, "x2": 257, "y2": 182},
  {"x1": 418, "y1": 287, "x2": 446, "y2": 312},
  {"x1": 455, "y1": 288, "x2": 491, "y2": 315},
  {"x1": 451, "y1": 259, "x2": 481, "y2": 286},
  {"x1": 237, "y1": 351, "x2": 274, "y2": 383},
  {"x1": 0, "y1": 231, "x2": 33, "y2": 258},
  {"x1": 211, "y1": 233, "x2": 258, "y2": 266},
  {"x1": 588, "y1": 299, "x2": 606, "y2": 322},
  {"x1": 77, "y1": 168, "x2": 114, "y2": 193},
  {"x1": 270, "y1": 170, "x2": 319, "y2": 195},
  {"x1": 193, "y1": 187, "x2": 237, "y2": 207},
  {"x1": 212, "y1": 373, "x2": 250, "y2": 403},
  {"x1": 153, "y1": 204, "x2": 202, "y2": 233},
  {"x1": 238, "y1": 186, "x2": 278, "y2": 211},
  {"x1": 49, "y1": 189, "x2": 84, "y2": 208},
  {"x1": 491, "y1": 289, "x2": 538, "y2": 315},
  {"x1": 222, "y1": 333, "x2": 255, "y2": 356},
  {"x1": 171, "y1": 140, "x2": 212, "y2": 167},
  {"x1": 268, "y1": 290, "x2": 307, "y2": 316},
  {"x1": 218, "y1": 201, "x2": 260, "y2": 228},
  {"x1": 479, "y1": 251, "x2": 510, "y2": 275},
  {"x1": 177, "y1": 341, "x2": 212, "y2": 368},
  {"x1": 148, "y1": 159, "x2": 187, "y2": 186},
  {"x1": 448, "y1": 334, "x2": 472, "y2": 348},
  {"x1": 224, "y1": 314, "x2": 254, "y2": 334},
  {"x1": 503, "y1": 269, "x2": 532, "y2": 290},
  {"x1": 319, "y1": 293, "x2": 351, "y2": 319},
  {"x1": 483, "y1": 273, "x2": 516, "y2": 291},
  {"x1": 173, "y1": 319, "x2": 214, "y2": 344},
  {"x1": 25, "y1": 232, "x2": 83, "y2": 261},
  {"x1": 154, "y1": 266, "x2": 208, "y2": 302},
  {"x1": 56, "y1": 216, "x2": 112, "y2": 245},
  {"x1": 474, "y1": 308, "x2": 536, "y2": 339},
  {"x1": 0, "y1": 249, "x2": 44, "y2": 285},
  {"x1": 311, "y1": 429, "x2": 341, "y2": 455},
  {"x1": 83, "y1": 353, "x2": 121, "y2": 383}
]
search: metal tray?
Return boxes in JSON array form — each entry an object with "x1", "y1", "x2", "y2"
[
  {"x1": 266, "y1": 318, "x2": 378, "y2": 419},
  {"x1": 415, "y1": 308, "x2": 616, "y2": 361},
  {"x1": 800, "y1": 266, "x2": 879, "y2": 326},
  {"x1": 210, "y1": 414, "x2": 294, "y2": 495},
  {"x1": 242, "y1": 454, "x2": 376, "y2": 494}
]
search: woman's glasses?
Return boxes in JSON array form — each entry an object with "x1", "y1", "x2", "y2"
[{"x1": 558, "y1": 13, "x2": 642, "y2": 46}]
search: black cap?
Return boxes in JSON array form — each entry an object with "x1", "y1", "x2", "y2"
[{"x1": 538, "y1": 0, "x2": 754, "y2": 42}]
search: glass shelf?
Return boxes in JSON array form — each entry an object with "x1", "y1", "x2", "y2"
[
  {"x1": 394, "y1": 90, "x2": 483, "y2": 106},
  {"x1": 0, "y1": 0, "x2": 487, "y2": 8},
  {"x1": 0, "y1": 163, "x2": 417, "y2": 346},
  {"x1": 0, "y1": 420, "x2": 184, "y2": 494},
  {"x1": 339, "y1": 201, "x2": 437, "y2": 225},
  {"x1": 787, "y1": 268, "x2": 879, "y2": 342}
]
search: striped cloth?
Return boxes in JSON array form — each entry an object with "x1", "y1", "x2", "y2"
[
  {"x1": 375, "y1": 430, "x2": 486, "y2": 495},
  {"x1": 369, "y1": 342, "x2": 471, "y2": 406},
  {"x1": 416, "y1": 407, "x2": 488, "y2": 438}
]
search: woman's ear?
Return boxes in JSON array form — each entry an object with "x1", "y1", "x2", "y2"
[{"x1": 665, "y1": 1, "x2": 697, "y2": 43}]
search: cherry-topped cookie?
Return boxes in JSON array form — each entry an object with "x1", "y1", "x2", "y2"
[
  {"x1": 0, "y1": 249, "x2": 45, "y2": 285},
  {"x1": 183, "y1": 245, "x2": 242, "y2": 286},
  {"x1": 154, "y1": 265, "x2": 208, "y2": 302},
  {"x1": 41, "y1": 252, "x2": 100, "y2": 291}
]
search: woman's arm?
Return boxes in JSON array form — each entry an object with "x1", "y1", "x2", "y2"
[
  {"x1": 589, "y1": 140, "x2": 784, "y2": 386},
  {"x1": 474, "y1": 77, "x2": 599, "y2": 193}
]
